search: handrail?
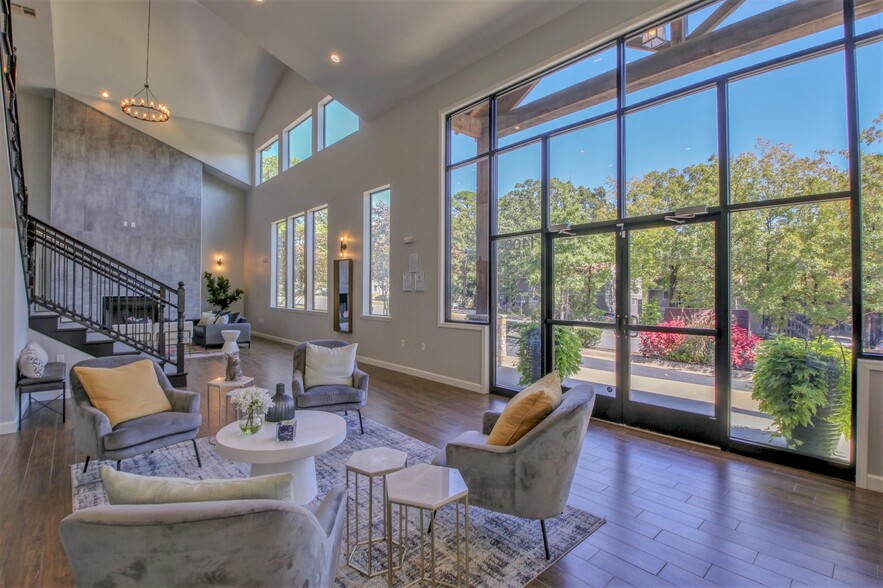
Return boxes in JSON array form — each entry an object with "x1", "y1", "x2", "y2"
[{"x1": 0, "y1": 0, "x2": 186, "y2": 375}]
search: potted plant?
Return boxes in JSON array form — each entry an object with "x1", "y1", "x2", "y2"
[
  {"x1": 204, "y1": 272, "x2": 245, "y2": 313},
  {"x1": 516, "y1": 325, "x2": 582, "y2": 386},
  {"x1": 751, "y1": 336, "x2": 850, "y2": 456}
]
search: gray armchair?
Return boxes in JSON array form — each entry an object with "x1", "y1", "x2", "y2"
[
  {"x1": 292, "y1": 340, "x2": 368, "y2": 434},
  {"x1": 434, "y1": 384, "x2": 596, "y2": 559},
  {"x1": 70, "y1": 356, "x2": 202, "y2": 473},
  {"x1": 60, "y1": 485, "x2": 346, "y2": 587}
]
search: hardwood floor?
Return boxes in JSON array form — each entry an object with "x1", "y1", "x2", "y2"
[{"x1": 2, "y1": 337, "x2": 881, "y2": 587}]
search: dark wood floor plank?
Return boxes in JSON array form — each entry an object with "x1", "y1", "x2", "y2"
[{"x1": 2, "y1": 338, "x2": 883, "y2": 588}]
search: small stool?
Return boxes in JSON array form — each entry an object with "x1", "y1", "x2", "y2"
[
  {"x1": 206, "y1": 376, "x2": 254, "y2": 444},
  {"x1": 17, "y1": 361, "x2": 67, "y2": 430},
  {"x1": 386, "y1": 463, "x2": 470, "y2": 588},
  {"x1": 346, "y1": 447, "x2": 409, "y2": 578}
]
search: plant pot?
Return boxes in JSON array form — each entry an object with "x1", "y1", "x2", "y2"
[{"x1": 788, "y1": 356, "x2": 843, "y2": 457}]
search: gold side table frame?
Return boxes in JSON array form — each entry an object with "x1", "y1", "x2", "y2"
[{"x1": 346, "y1": 448, "x2": 409, "y2": 578}]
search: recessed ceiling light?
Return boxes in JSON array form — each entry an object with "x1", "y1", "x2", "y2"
[
  {"x1": 100, "y1": 90, "x2": 110, "y2": 98},
  {"x1": 330, "y1": 53, "x2": 341, "y2": 63}
]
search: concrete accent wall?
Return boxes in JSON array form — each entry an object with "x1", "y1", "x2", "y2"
[
  {"x1": 201, "y1": 172, "x2": 247, "y2": 314},
  {"x1": 18, "y1": 91, "x2": 53, "y2": 222},
  {"x1": 50, "y1": 92, "x2": 202, "y2": 318},
  {"x1": 244, "y1": 0, "x2": 680, "y2": 392}
]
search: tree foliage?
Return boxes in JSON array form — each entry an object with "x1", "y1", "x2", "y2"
[
  {"x1": 204, "y1": 271, "x2": 244, "y2": 312},
  {"x1": 370, "y1": 198, "x2": 391, "y2": 315}
]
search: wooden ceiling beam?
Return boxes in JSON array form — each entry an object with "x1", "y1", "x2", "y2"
[
  {"x1": 496, "y1": 0, "x2": 874, "y2": 138},
  {"x1": 689, "y1": 0, "x2": 746, "y2": 39}
]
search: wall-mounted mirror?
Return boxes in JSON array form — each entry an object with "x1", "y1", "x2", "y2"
[{"x1": 333, "y1": 259, "x2": 352, "y2": 333}]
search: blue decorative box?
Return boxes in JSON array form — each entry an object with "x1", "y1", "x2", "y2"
[{"x1": 276, "y1": 419, "x2": 296, "y2": 441}]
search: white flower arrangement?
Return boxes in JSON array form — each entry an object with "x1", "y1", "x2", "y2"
[{"x1": 230, "y1": 386, "x2": 274, "y2": 416}]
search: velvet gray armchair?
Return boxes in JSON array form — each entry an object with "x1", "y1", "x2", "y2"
[
  {"x1": 434, "y1": 384, "x2": 596, "y2": 559},
  {"x1": 69, "y1": 356, "x2": 202, "y2": 473},
  {"x1": 60, "y1": 486, "x2": 347, "y2": 587},
  {"x1": 292, "y1": 340, "x2": 369, "y2": 434}
]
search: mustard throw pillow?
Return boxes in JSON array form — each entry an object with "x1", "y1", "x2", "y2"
[
  {"x1": 74, "y1": 360, "x2": 172, "y2": 427},
  {"x1": 487, "y1": 371, "x2": 563, "y2": 446}
]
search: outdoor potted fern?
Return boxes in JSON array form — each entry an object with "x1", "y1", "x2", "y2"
[{"x1": 751, "y1": 336, "x2": 850, "y2": 456}]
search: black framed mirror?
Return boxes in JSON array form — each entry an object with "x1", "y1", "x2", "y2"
[{"x1": 333, "y1": 259, "x2": 352, "y2": 333}]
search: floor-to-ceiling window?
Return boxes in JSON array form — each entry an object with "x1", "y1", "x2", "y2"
[{"x1": 444, "y1": 0, "x2": 882, "y2": 476}]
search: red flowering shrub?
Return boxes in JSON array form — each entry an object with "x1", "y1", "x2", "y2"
[
  {"x1": 731, "y1": 325, "x2": 761, "y2": 369},
  {"x1": 640, "y1": 320, "x2": 687, "y2": 357}
]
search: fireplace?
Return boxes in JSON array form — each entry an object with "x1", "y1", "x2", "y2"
[{"x1": 102, "y1": 296, "x2": 160, "y2": 326}]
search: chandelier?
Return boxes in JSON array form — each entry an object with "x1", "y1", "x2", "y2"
[{"x1": 121, "y1": 0, "x2": 170, "y2": 123}]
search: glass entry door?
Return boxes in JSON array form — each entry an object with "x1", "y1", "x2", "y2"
[{"x1": 547, "y1": 218, "x2": 722, "y2": 445}]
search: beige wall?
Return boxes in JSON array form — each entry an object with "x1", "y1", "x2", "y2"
[
  {"x1": 201, "y1": 172, "x2": 247, "y2": 314},
  {"x1": 243, "y1": 0, "x2": 682, "y2": 392}
]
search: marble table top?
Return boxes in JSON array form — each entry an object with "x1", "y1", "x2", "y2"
[
  {"x1": 346, "y1": 447, "x2": 409, "y2": 476},
  {"x1": 386, "y1": 463, "x2": 468, "y2": 510}
]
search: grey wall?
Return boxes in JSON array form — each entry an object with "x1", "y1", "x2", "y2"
[
  {"x1": 244, "y1": 0, "x2": 680, "y2": 391},
  {"x1": 50, "y1": 92, "x2": 202, "y2": 318},
  {"x1": 18, "y1": 91, "x2": 53, "y2": 221},
  {"x1": 201, "y1": 172, "x2": 247, "y2": 314}
]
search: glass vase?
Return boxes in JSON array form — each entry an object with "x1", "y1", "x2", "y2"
[{"x1": 239, "y1": 410, "x2": 263, "y2": 435}]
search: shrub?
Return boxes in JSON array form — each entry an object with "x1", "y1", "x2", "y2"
[
  {"x1": 732, "y1": 325, "x2": 762, "y2": 369},
  {"x1": 642, "y1": 298, "x2": 663, "y2": 326},
  {"x1": 639, "y1": 320, "x2": 687, "y2": 358},
  {"x1": 574, "y1": 327, "x2": 602, "y2": 348}
]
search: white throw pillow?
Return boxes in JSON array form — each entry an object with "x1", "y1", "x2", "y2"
[
  {"x1": 304, "y1": 342, "x2": 358, "y2": 388},
  {"x1": 18, "y1": 342, "x2": 48, "y2": 378},
  {"x1": 101, "y1": 466, "x2": 295, "y2": 504},
  {"x1": 198, "y1": 311, "x2": 215, "y2": 326}
]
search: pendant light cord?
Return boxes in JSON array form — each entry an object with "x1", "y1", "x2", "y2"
[{"x1": 144, "y1": 0, "x2": 152, "y2": 87}]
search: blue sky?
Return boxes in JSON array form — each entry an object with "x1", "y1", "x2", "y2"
[
  {"x1": 325, "y1": 100, "x2": 359, "y2": 147},
  {"x1": 451, "y1": 1, "x2": 882, "y2": 197}
]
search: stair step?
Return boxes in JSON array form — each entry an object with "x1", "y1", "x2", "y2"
[{"x1": 29, "y1": 311, "x2": 59, "y2": 319}]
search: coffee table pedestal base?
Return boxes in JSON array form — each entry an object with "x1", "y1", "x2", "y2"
[{"x1": 251, "y1": 456, "x2": 317, "y2": 504}]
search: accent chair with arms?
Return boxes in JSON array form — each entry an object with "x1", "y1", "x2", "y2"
[
  {"x1": 292, "y1": 339, "x2": 368, "y2": 434},
  {"x1": 434, "y1": 384, "x2": 596, "y2": 559},
  {"x1": 70, "y1": 356, "x2": 202, "y2": 472},
  {"x1": 59, "y1": 486, "x2": 347, "y2": 587}
]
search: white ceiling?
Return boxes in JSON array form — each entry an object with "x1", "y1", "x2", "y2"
[
  {"x1": 16, "y1": 0, "x2": 287, "y2": 133},
  {"x1": 14, "y1": 0, "x2": 589, "y2": 132},
  {"x1": 198, "y1": 0, "x2": 586, "y2": 120}
]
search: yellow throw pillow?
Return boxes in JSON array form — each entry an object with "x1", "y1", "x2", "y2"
[
  {"x1": 487, "y1": 371, "x2": 563, "y2": 446},
  {"x1": 74, "y1": 360, "x2": 172, "y2": 427}
]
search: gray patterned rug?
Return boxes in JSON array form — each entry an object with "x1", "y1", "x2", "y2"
[{"x1": 70, "y1": 414, "x2": 604, "y2": 587}]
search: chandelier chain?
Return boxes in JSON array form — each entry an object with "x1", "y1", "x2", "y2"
[{"x1": 145, "y1": 0, "x2": 152, "y2": 87}]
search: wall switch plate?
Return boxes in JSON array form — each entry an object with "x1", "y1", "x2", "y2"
[
  {"x1": 123, "y1": 221, "x2": 128, "y2": 227},
  {"x1": 421, "y1": 343, "x2": 426, "y2": 351},
  {"x1": 400, "y1": 339, "x2": 405, "y2": 348},
  {"x1": 130, "y1": 221, "x2": 136, "y2": 228},
  {"x1": 56, "y1": 355, "x2": 64, "y2": 363}
]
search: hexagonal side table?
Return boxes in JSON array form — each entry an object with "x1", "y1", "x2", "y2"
[
  {"x1": 385, "y1": 463, "x2": 470, "y2": 588},
  {"x1": 346, "y1": 447, "x2": 409, "y2": 578}
]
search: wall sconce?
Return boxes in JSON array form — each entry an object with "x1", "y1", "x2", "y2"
[
  {"x1": 339, "y1": 237, "x2": 348, "y2": 257},
  {"x1": 216, "y1": 256, "x2": 223, "y2": 269}
]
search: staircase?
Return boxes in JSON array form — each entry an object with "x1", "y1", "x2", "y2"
[{"x1": 1, "y1": 1, "x2": 187, "y2": 385}]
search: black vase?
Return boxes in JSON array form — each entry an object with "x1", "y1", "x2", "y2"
[{"x1": 265, "y1": 383, "x2": 296, "y2": 423}]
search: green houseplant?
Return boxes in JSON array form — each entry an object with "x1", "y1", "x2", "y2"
[
  {"x1": 516, "y1": 325, "x2": 583, "y2": 386},
  {"x1": 751, "y1": 336, "x2": 850, "y2": 455},
  {"x1": 203, "y1": 272, "x2": 245, "y2": 312}
]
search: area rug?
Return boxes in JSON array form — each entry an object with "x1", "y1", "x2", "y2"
[{"x1": 70, "y1": 414, "x2": 604, "y2": 587}]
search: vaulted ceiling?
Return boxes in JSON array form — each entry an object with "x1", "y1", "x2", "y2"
[{"x1": 15, "y1": 0, "x2": 588, "y2": 133}]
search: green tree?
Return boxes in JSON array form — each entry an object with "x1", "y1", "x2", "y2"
[
  {"x1": 261, "y1": 154, "x2": 279, "y2": 183},
  {"x1": 371, "y1": 198, "x2": 391, "y2": 315}
]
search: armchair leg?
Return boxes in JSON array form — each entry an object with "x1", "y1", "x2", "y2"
[
  {"x1": 192, "y1": 438, "x2": 202, "y2": 468},
  {"x1": 357, "y1": 410, "x2": 364, "y2": 435},
  {"x1": 82, "y1": 456, "x2": 90, "y2": 474},
  {"x1": 541, "y1": 520, "x2": 550, "y2": 560},
  {"x1": 116, "y1": 460, "x2": 122, "y2": 471}
]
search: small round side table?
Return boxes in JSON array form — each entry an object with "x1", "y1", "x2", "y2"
[
  {"x1": 345, "y1": 447, "x2": 409, "y2": 578},
  {"x1": 220, "y1": 330, "x2": 241, "y2": 354}
]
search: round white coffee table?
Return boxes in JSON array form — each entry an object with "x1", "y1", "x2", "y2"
[{"x1": 214, "y1": 410, "x2": 347, "y2": 504}]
